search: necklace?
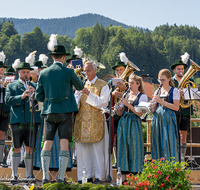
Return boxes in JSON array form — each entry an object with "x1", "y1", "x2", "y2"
[{"x1": 161, "y1": 86, "x2": 171, "y2": 95}]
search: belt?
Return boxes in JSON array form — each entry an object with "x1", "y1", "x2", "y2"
[{"x1": 45, "y1": 96, "x2": 68, "y2": 103}]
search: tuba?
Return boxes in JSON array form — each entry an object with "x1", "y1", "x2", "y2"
[
  {"x1": 178, "y1": 59, "x2": 200, "y2": 108},
  {"x1": 114, "y1": 61, "x2": 140, "y2": 103}
]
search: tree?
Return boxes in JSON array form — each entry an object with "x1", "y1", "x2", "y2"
[
  {"x1": 1, "y1": 22, "x2": 17, "y2": 38},
  {"x1": 4, "y1": 34, "x2": 22, "y2": 65}
]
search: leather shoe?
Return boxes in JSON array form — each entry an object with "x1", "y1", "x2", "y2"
[
  {"x1": 42, "y1": 179, "x2": 50, "y2": 185},
  {"x1": 93, "y1": 178, "x2": 101, "y2": 184},
  {"x1": 0, "y1": 162, "x2": 8, "y2": 168},
  {"x1": 24, "y1": 176, "x2": 36, "y2": 183},
  {"x1": 10, "y1": 176, "x2": 18, "y2": 183}
]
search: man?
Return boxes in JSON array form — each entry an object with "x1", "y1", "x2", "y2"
[
  {"x1": 66, "y1": 54, "x2": 77, "y2": 68},
  {"x1": 0, "y1": 61, "x2": 10, "y2": 167},
  {"x1": 4, "y1": 65, "x2": 16, "y2": 77},
  {"x1": 74, "y1": 61, "x2": 111, "y2": 183},
  {"x1": 5, "y1": 62, "x2": 41, "y2": 182},
  {"x1": 108, "y1": 61, "x2": 127, "y2": 167},
  {"x1": 171, "y1": 59, "x2": 194, "y2": 161},
  {"x1": 35, "y1": 45, "x2": 84, "y2": 184}
]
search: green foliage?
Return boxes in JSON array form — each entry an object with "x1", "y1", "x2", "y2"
[
  {"x1": 1, "y1": 20, "x2": 200, "y2": 83},
  {"x1": 125, "y1": 158, "x2": 193, "y2": 189}
]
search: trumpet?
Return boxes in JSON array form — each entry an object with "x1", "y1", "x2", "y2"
[{"x1": 101, "y1": 88, "x2": 130, "y2": 117}]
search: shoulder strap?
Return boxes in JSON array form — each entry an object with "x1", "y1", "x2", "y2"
[{"x1": 133, "y1": 92, "x2": 142, "y2": 106}]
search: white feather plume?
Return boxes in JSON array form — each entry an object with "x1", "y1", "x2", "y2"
[
  {"x1": 73, "y1": 46, "x2": 83, "y2": 58},
  {"x1": 12, "y1": 59, "x2": 21, "y2": 71},
  {"x1": 25, "y1": 51, "x2": 37, "y2": 66},
  {"x1": 39, "y1": 54, "x2": 48, "y2": 65},
  {"x1": 47, "y1": 34, "x2": 58, "y2": 51},
  {"x1": 181, "y1": 52, "x2": 190, "y2": 64},
  {"x1": 0, "y1": 51, "x2": 6, "y2": 63},
  {"x1": 119, "y1": 52, "x2": 128, "y2": 65}
]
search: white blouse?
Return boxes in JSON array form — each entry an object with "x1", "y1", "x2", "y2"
[{"x1": 154, "y1": 86, "x2": 180, "y2": 100}]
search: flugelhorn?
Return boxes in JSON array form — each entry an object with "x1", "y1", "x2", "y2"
[{"x1": 114, "y1": 60, "x2": 140, "y2": 104}]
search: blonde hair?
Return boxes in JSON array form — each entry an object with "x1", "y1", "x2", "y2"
[
  {"x1": 129, "y1": 74, "x2": 145, "y2": 94},
  {"x1": 158, "y1": 69, "x2": 175, "y2": 87}
]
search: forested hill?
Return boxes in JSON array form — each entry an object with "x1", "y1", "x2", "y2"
[
  {"x1": 1, "y1": 19, "x2": 200, "y2": 83},
  {"x1": 0, "y1": 13, "x2": 130, "y2": 38}
]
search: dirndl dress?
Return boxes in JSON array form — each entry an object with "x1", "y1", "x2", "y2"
[
  {"x1": 151, "y1": 87, "x2": 179, "y2": 161},
  {"x1": 117, "y1": 93, "x2": 144, "y2": 173}
]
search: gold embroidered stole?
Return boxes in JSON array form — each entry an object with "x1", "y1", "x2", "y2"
[{"x1": 74, "y1": 78, "x2": 107, "y2": 143}]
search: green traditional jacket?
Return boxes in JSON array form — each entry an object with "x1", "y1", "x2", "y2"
[
  {"x1": 5, "y1": 80, "x2": 41, "y2": 124},
  {"x1": 35, "y1": 62, "x2": 84, "y2": 114},
  {"x1": 171, "y1": 75, "x2": 194, "y2": 116}
]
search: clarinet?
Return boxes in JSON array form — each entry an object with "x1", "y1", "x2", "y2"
[
  {"x1": 141, "y1": 84, "x2": 162, "y2": 122},
  {"x1": 112, "y1": 87, "x2": 130, "y2": 116}
]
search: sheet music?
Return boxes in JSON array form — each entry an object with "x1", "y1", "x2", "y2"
[
  {"x1": 182, "y1": 88, "x2": 198, "y2": 100},
  {"x1": 135, "y1": 101, "x2": 151, "y2": 113},
  {"x1": 5, "y1": 76, "x2": 15, "y2": 83},
  {"x1": 112, "y1": 78, "x2": 123, "y2": 86}
]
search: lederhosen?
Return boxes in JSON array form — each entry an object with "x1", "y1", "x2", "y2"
[{"x1": 172, "y1": 76, "x2": 191, "y2": 131}]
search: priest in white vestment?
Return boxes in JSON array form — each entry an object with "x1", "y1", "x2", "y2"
[{"x1": 74, "y1": 61, "x2": 112, "y2": 183}]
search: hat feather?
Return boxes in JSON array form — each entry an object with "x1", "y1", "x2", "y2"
[
  {"x1": 39, "y1": 54, "x2": 48, "y2": 65},
  {"x1": 73, "y1": 46, "x2": 83, "y2": 58},
  {"x1": 181, "y1": 52, "x2": 189, "y2": 64},
  {"x1": 25, "y1": 51, "x2": 37, "y2": 66},
  {"x1": 47, "y1": 34, "x2": 58, "y2": 51},
  {"x1": 119, "y1": 52, "x2": 128, "y2": 65},
  {"x1": 0, "y1": 51, "x2": 6, "y2": 63},
  {"x1": 12, "y1": 59, "x2": 21, "y2": 71}
]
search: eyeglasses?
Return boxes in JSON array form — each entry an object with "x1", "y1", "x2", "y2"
[{"x1": 157, "y1": 79, "x2": 166, "y2": 82}]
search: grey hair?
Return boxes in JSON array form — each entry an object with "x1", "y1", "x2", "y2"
[{"x1": 84, "y1": 61, "x2": 97, "y2": 70}]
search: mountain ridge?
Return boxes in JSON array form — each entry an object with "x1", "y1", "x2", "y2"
[{"x1": 0, "y1": 13, "x2": 132, "y2": 38}]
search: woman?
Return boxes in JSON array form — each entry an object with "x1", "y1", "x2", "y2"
[
  {"x1": 117, "y1": 74, "x2": 148, "y2": 180},
  {"x1": 151, "y1": 69, "x2": 180, "y2": 162}
]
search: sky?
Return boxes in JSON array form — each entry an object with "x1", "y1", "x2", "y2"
[{"x1": 1, "y1": 0, "x2": 200, "y2": 30}]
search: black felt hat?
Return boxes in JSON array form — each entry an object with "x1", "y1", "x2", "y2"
[
  {"x1": 48, "y1": 45, "x2": 71, "y2": 56},
  {"x1": 16, "y1": 62, "x2": 34, "y2": 70}
]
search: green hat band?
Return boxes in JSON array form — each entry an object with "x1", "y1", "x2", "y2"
[{"x1": 16, "y1": 62, "x2": 34, "y2": 70}]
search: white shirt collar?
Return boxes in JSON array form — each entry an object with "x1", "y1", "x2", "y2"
[
  {"x1": 87, "y1": 76, "x2": 97, "y2": 86},
  {"x1": 19, "y1": 78, "x2": 28, "y2": 89},
  {"x1": 54, "y1": 61, "x2": 63, "y2": 65}
]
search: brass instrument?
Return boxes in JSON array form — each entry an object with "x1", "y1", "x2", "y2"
[
  {"x1": 178, "y1": 59, "x2": 200, "y2": 108},
  {"x1": 75, "y1": 54, "x2": 106, "y2": 81},
  {"x1": 74, "y1": 65, "x2": 85, "y2": 81},
  {"x1": 0, "y1": 75, "x2": 14, "y2": 88},
  {"x1": 114, "y1": 61, "x2": 140, "y2": 103}
]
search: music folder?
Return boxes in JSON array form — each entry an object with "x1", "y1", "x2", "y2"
[{"x1": 72, "y1": 59, "x2": 83, "y2": 69}]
